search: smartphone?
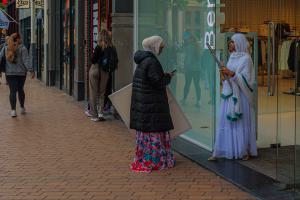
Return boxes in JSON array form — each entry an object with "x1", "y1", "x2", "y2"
[{"x1": 171, "y1": 69, "x2": 177, "y2": 73}]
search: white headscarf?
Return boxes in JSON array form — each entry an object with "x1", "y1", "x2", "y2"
[
  {"x1": 142, "y1": 36, "x2": 164, "y2": 56},
  {"x1": 221, "y1": 33, "x2": 255, "y2": 121},
  {"x1": 231, "y1": 33, "x2": 249, "y2": 54}
]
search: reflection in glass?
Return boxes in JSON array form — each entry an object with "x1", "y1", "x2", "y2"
[
  {"x1": 181, "y1": 32, "x2": 202, "y2": 107},
  {"x1": 138, "y1": 0, "x2": 216, "y2": 150}
]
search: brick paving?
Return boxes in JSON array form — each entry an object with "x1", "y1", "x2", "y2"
[{"x1": 0, "y1": 78, "x2": 256, "y2": 200}]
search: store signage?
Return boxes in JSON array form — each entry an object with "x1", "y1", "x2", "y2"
[
  {"x1": 205, "y1": 0, "x2": 215, "y2": 49},
  {"x1": 0, "y1": 10, "x2": 9, "y2": 30},
  {"x1": 16, "y1": 0, "x2": 44, "y2": 9},
  {"x1": 16, "y1": 0, "x2": 30, "y2": 8},
  {"x1": 92, "y1": 2, "x2": 98, "y2": 49},
  {"x1": 2, "y1": 0, "x2": 8, "y2": 6},
  {"x1": 35, "y1": 0, "x2": 44, "y2": 9}
]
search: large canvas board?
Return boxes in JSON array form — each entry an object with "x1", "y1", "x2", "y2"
[{"x1": 109, "y1": 84, "x2": 192, "y2": 138}]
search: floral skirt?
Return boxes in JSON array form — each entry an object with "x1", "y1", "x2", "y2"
[{"x1": 131, "y1": 131, "x2": 175, "y2": 173}]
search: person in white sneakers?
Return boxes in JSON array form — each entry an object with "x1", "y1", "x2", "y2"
[
  {"x1": 0, "y1": 33, "x2": 35, "y2": 117},
  {"x1": 89, "y1": 30, "x2": 118, "y2": 122}
]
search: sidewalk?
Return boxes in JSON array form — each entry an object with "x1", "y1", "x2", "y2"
[{"x1": 0, "y1": 78, "x2": 256, "y2": 200}]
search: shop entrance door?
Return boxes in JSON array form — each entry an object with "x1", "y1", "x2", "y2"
[
  {"x1": 61, "y1": 0, "x2": 75, "y2": 95},
  {"x1": 254, "y1": 1, "x2": 299, "y2": 189},
  {"x1": 220, "y1": 0, "x2": 299, "y2": 189}
]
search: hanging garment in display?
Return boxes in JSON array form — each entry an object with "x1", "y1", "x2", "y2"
[
  {"x1": 288, "y1": 40, "x2": 300, "y2": 72},
  {"x1": 275, "y1": 23, "x2": 291, "y2": 40},
  {"x1": 258, "y1": 38, "x2": 267, "y2": 66},
  {"x1": 279, "y1": 40, "x2": 292, "y2": 71},
  {"x1": 259, "y1": 24, "x2": 268, "y2": 37},
  {"x1": 288, "y1": 40, "x2": 300, "y2": 87},
  {"x1": 260, "y1": 39, "x2": 267, "y2": 66},
  {"x1": 259, "y1": 39, "x2": 271, "y2": 66}
]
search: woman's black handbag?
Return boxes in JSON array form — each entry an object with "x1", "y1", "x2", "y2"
[
  {"x1": 0, "y1": 49, "x2": 6, "y2": 73},
  {"x1": 101, "y1": 47, "x2": 118, "y2": 73}
]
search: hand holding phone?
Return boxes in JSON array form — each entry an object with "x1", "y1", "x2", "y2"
[
  {"x1": 166, "y1": 69, "x2": 177, "y2": 78},
  {"x1": 171, "y1": 69, "x2": 177, "y2": 74}
]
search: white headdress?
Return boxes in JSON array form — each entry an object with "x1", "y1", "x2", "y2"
[{"x1": 142, "y1": 36, "x2": 164, "y2": 56}]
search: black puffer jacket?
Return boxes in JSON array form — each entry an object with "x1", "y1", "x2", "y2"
[
  {"x1": 91, "y1": 45, "x2": 118, "y2": 72},
  {"x1": 130, "y1": 50, "x2": 174, "y2": 132}
]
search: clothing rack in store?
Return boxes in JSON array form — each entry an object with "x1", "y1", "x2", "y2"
[
  {"x1": 257, "y1": 37, "x2": 268, "y2": 82},
  {"x1": 282, "y1": 39, "x2": 300, "y2": 95}
]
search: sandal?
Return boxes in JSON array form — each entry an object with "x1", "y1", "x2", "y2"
[
  {"x1": 242, "y1": 155, "x2": 250, "y2": 161},
  {"x1": 208, "y1": 156, "x2": 217, "y2": 161}
]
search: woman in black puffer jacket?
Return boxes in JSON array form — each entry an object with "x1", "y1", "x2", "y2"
[{"x1": 130, "y1": 36, "x2": 175, "y2": 173}]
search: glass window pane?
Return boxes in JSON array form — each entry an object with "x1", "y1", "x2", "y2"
[{"x1": 137, "y1": 0, "x2": 216, "y2": 150}]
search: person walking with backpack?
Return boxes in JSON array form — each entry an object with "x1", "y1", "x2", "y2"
[
  {"x1": 89, "y1": 29, "x2": 118, "y2": 122},
  {"x1": 0, "y1": 33, "x2": 35, "y2": 117}
]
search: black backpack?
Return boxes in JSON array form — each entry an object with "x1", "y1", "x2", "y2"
[
  {"x1": 0, "y1": 48, "x2": 6, "y2": 73},
  {"x1": 101, "y1": 46, "x2": 118, "y2": 73}
]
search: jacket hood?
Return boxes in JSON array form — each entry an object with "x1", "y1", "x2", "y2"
[
  {"x1": 18, "y1": 44, "x2": 26, "y2": 49},
  {"x1": 134, "y1": 50, "x2": 155, "y2": 64}
]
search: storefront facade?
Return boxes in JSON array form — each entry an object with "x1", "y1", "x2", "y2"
[
  {"x1": 85, "y1": 0, "x2": 133, "y2": 103},
  {"x1": 60, "y1": 0, "x2": 75, "y2": 95},
  {"x1": 6, "y1": 0, "x2": 18, "y2": 35},
  {"x1": 47, "y1": 0, "x2": 132, "y2": 102},
  {"x1": 84, "y1": 0, "x2": 113, "y2": 103},
  {"x1": 19, "y1": 9, "x2": 31, "y2": 54},
  {"x1": 135, "y1": 0, "x2": 217, "y2": 150},
  {"x1": 19, "y1": 7, "x2": 44, "y2": 82},
  {"x1": 47, "y1": 0, "x2": 85, "y2": 100},
  {"x1": 135, "y1": 0, "x2": 300, "y2": 198}
]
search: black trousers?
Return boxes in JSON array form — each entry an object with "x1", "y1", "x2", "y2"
[
  {"x1": 183, "y1": 70, "x2": 201, "y2": 102},
  {"x1": 104, "y1": 72, "x2": 113, "y2": 107},
  {"x1": 6, "y1": 75, "x2": 26, "y2": 110}
]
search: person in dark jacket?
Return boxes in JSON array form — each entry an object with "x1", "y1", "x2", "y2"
[
  {"x1": 130, "y1": 36, "x2": 175, "y2": 172},
  {"x1": 89, "y1": 29, "x2": 118, "y2": 122},
  {"x1": 288, "y1": 40, "x2": 300, "y2": 91},
  {"x1": 181, "y1": 33, "x2": 202, "y2": 107},
  {"x1": 103, "y1": 31, "x2": 114, "y2": 113}
]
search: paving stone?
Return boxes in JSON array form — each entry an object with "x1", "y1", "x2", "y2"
[{"x1": 0, "y1": 78, "x2": 256, "y2": 200}]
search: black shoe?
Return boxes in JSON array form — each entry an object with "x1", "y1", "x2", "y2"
[{"x1": 99, "y1": 117, "x2": 106, "y2": 121}]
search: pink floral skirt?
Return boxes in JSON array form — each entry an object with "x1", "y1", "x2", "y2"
[{"x1": 131, "y1": 131, "x2": 175, "y2": 173}]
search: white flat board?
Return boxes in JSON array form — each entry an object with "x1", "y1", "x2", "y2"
[{"x1": 109, "y1": 84, "x2": 192, "y2": 138}]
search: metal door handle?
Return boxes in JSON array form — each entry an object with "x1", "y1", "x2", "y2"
[
  {"x1": 271, "y1": 23, "x2": 276, "y2": 96},
  {"x1": 267, "y1": 23, "x2": 272, "y2": 96},
  {"x1": 267, "y1": 22, "x2": 275, "y2": 96}
]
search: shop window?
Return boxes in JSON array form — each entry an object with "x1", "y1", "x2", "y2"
[{"x1": 137, "y1": 0, "x2": 217, "y2": 150}]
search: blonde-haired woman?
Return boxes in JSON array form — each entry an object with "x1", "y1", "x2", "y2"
[
  {"x1": 89, "y1": 29, "x2": 118, "y2": 122},
  {"x1": 0, "y1": 33, "x2": 34, "y2": 117},
  {"x1": 130, "y1": 36, "x2": 175, "y2": 172}
]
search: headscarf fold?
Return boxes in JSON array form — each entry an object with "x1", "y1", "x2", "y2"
[
  {"x1": 222, "y1": 33, "x2": 255, "y2": 121},
  {"x1": 142, "y1": 36, "x2": 164, "y2": 56}
]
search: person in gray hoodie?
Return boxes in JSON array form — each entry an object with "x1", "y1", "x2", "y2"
[{"x1": 0, "y1": 33, "x2": 35, "y2": 117}]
